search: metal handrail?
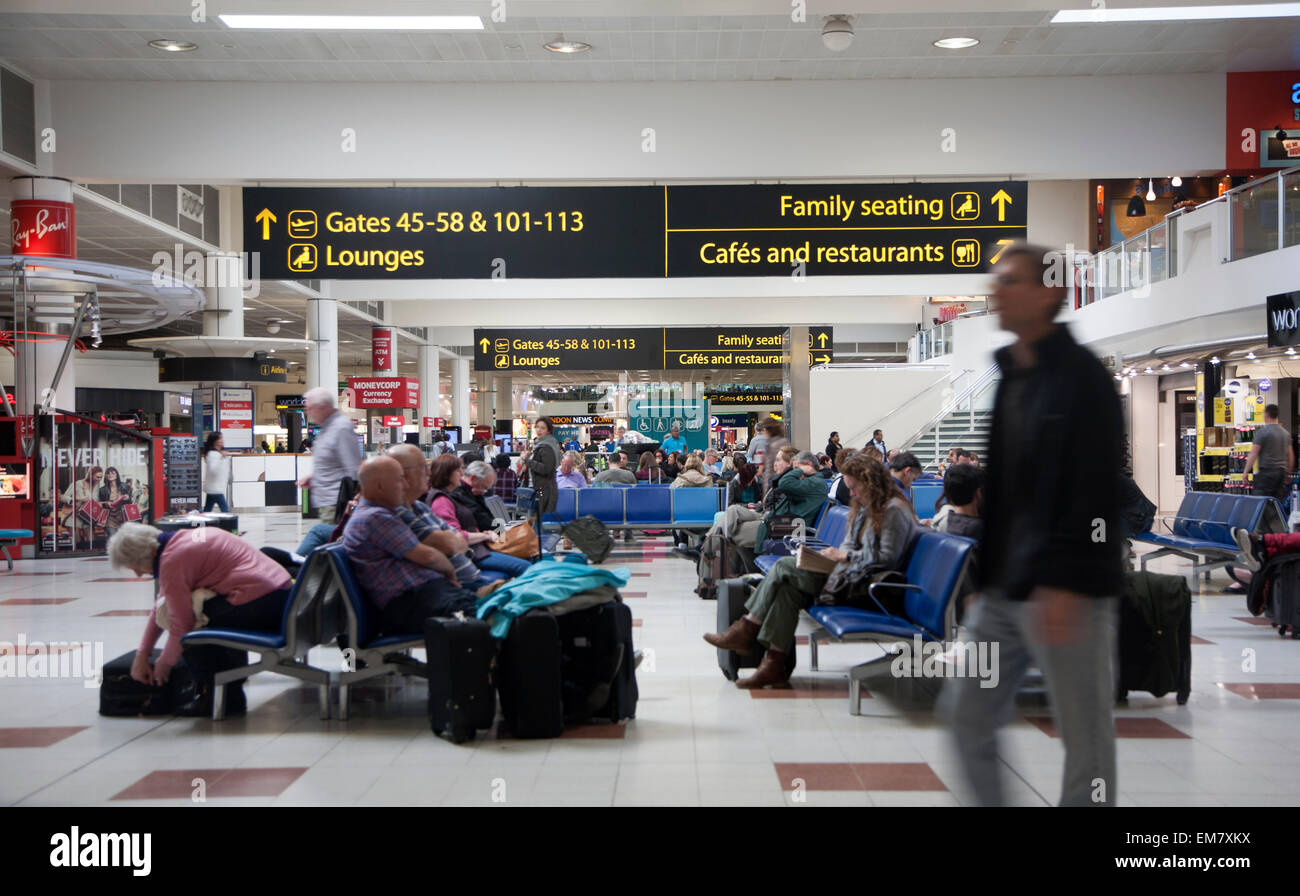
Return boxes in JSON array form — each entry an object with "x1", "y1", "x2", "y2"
[
  {"x1": 898, "y1": 364, "x2": 1000, "y2": 463},
  {"x1": 841, "y1": 368, "x2": 969, "y2": 448}
]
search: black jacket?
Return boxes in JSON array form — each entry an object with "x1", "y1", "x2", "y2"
[
  {"x1": 452, "y1": 483, "x2": 494, "y2": 531},
  {"x1": 979, "y1": 325, "x2": 1123, "y2": 600}
]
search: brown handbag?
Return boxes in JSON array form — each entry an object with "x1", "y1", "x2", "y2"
[{"x1": 490, "y1": 520, "x2": 539, "y2": 559}]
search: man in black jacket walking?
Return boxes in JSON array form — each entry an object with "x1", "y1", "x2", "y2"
[{"x1": 946, "y1": 243, "x2": 1123, "y2": 807}]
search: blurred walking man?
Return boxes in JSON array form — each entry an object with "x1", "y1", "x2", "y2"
[{"x1": 947, "y1": 243, "x2": 1123, "y2": 807}]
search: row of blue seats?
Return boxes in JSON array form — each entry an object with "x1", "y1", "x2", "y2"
[
  {"x1": 514, "y1": 486, "x2": 727, "y2": 529},
  {"x1": 747, "y1": 500, "x2": 975, "y2": 715},
  {"x1": 1135, "y1": 492, "x2": 1283, "y2": 580},
  {"x1": 182, "y1": 543, "x2": 450, "y2": 721}
]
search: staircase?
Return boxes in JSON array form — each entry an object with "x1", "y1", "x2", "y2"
[{"x1": 905, "y1": 410, "x2": 994, "y2": 473}]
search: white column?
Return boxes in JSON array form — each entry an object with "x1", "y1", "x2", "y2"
[
  {"x1": 14, "y1": 335, "x2": 74, "y2": 415},
  {"x1": 306, "y1": 297, "x2": 338, "y2": 395},
  {"x1": 494, "y1": 375, "x2": 512, "y2": 422},
  {"x1": 419, "y1": 344, "x2": 441, "y2": 440},
  {"x1": 202, "y1": 253, "x2": 244, "y2": 338},
  {"x1": 452, "y1": 357, "x2": 471, "y2": 434}
]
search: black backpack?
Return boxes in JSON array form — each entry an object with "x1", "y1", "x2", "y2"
[
  {"x1": 1118, "y1": 474, "x2": 1156, "y2": 538},
  {"x1": 562, "y1": 515, "x2": 615, "y2": 564}
]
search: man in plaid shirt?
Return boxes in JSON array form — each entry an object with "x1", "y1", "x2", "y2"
[
  {"x1": 342, "y1": 456, "x2": 477, "y2": 636},
  {"x1": 388, "y1": 444, "x2": 483, "y2": 590}
]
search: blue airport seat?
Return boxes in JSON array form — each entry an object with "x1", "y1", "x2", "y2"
[
  {"x1": 317, "y1": 543, "x2": 429, "y2": 721},
  {"x1": 577, "y1": 487, "x2": 626, "y2": 525},
  {"x1": 544, "y1": 488, "x2": 578, "y2": 527},
  {"x1": 911, "y1": 482, "x2": 945, "y2": 521},
  {"x1": 671, "y1": 487, "x2": 723, "y2": 527},
  {"x1": 804, "y1": 531, "x2": 974, "y2": 715},
  {"x1": 0, "y1": 529, "x2": 33, "y2": 571},
  {"x1": 626, "y1": 487, "x2": 673, "y2": 526},
  {"x1": 181, "y1": 549, "x2": 336, "y2": 720}
]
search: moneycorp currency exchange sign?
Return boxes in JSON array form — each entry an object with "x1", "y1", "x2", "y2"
[{"x1": 245, "y1": 182, "x2": 1026, "y2": 280}]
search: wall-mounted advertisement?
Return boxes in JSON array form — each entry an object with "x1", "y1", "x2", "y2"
[{"x1": 36, "y1": 415, "x2": 153, "y2": 556}]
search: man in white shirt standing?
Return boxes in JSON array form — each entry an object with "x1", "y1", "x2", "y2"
[{"x1": 298, "y1": 387, "x2": 362, "y2": 524}]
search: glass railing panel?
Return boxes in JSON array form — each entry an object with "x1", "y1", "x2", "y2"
[{"x1": 1229, "y1": 175, "x2": 1279, "y2": 261}]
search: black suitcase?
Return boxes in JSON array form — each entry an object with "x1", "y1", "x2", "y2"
[
  {"x1": 424, "y1": 615, "x2": 497, "y2": 743},
  {"x1": 1264, "y1": 554, "x2": 1300, "y2": 637},
  {"x1": 155, "y1": 512, "x2": 239, "y2": 534},
  {"x1": 598, "y1": 600, "x2": 638, "y2": 723},
  {"x1": 717, "y1": 577, "x2": 765, "y2": 681},
  {"x1": 99, "y1": 650, "x2": 199, "y2": 716},
  {"x1": 496, "y1": 609, "x2": 565, "y2": 738},
  {"x1": 1116, "y1": 571, "x2": 1191, "y2": 704},
  {"x1": 556, "y1": 601, "x2": 637, "y2": 724}
]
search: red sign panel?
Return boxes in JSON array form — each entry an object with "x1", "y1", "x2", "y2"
[
  {"x1": 473, "y1": 424, "x2": 494, "y2": 442},
  {"x1": 371, "y1": 327, "x2": 396, "y2": 373},
  {"x1": 1225, "y1": 70, "x2": 1300, "y2": 172},
  {"x1": 347, "y1": 376, "x2": 420, "y2": 409},
  {"x1": 10, "y1": 199, "x2": 77, "y2": 258},
  {"x1": 381, "y1": 415, "x2": 405, "y2": 427}
]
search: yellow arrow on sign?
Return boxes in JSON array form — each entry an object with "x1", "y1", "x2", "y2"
[
  {"x1": 479, "y1": 337, "x2": 490, "y2": 353},
  {"x1": 991, "y1": 189, "x2": 1013, "y2": 223},
  {"x1": 255, "y1": 208, "x2": 277, "y2": 240},
  {"x1": 816, "y1": 331, "x2": 828, "y2": 348},
  {"x1": 989, "y1": 238, "x2": 1015, "y2": 265},
  {"x1": 810, "y1": 354, "x2": 831, "y2": 366}
]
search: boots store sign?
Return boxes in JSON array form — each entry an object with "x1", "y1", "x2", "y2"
[{"x1": 1266, "y1": 290, "x2": 1300, "y2": 346}]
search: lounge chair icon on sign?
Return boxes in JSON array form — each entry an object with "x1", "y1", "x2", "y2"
[
  {"x1": 950, "y1": 192, "x2": 979, "y2": 220},
  {"x1": 952, "y1": 240, "x2": 980, "y2": 267},
  {"x1": 287, "y1": 244, "x2": 317, "y2": 273}
]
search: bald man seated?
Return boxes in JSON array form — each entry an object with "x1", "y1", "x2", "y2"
[
  {"x1": 341, "y1": 456, "x2": 478, "y2": 637},
  {"x1": 385, "y1": 444, "x2": 487, "y2": 589}
]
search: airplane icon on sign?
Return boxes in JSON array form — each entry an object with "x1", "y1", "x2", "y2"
[{"x1": 287, "y1": 210, "x2": 317, "y2": 239}]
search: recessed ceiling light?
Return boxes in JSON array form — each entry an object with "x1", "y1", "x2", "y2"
[
  {"x1": 504, "y1": 43, "x2": 523, "y2": 50},
  {"x1": 933, "y1": 37, "x2": 979, "y2": 49},
  {"x1": 219, "y1": 14, "x2": 483, "y2": 30},
  {"x1": 149, "y1": 39, "x2": 198, "y2": 52},
  {"x1": 545, "y1": 39, "x2": 591, "y2": 53},
  {"x1": 1052, "y1": 3, "x2": 1300, "y2": 23}
]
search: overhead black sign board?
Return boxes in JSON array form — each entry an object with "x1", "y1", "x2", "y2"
[
  {"x1": 1266, "y1": 290, "x2": 1300, "y2": 347},
  {"x1": 474, "y1": 327, "x2": 832, "y2": 372},
  {"x1": 159, "y1": 357, "x2": 288, "y2": 383},
  {"x1": 246, "y1": 183, "x2": 1026, "y2": 280}
]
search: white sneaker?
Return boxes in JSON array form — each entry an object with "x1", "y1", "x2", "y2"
[{"x1": 1233, "y1": 527, "x2": 1262, "y2": 572}]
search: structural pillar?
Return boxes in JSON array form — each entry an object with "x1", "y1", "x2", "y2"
[
  {"x1": 494, "y1": 374, "x2": 512, "y2": 431},
  {"x1": 784, "y1": 326, "x2": 811, "y2": 452},
  {"x1": 452, "y1": 357, "x2": 471, "y2": 437},
  {"x1": 419, "y1": 344, "x2": 442, "y2": 442},
  {"x1": 306, "y1": 296, "x2": 338, "y2": 397},
  {"x1": 202, "y1": 253, "x2": 244, "y2": 338},
  {"x1": 14, "y1": 335, "x2": 75, "y2": 415}
]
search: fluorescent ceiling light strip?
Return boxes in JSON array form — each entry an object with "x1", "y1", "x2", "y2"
[
  {"x1": 218, "y1": 14, "x2": 484, "y2": 30},
  {"x1": 1052, "y1": 3, "x2": 1300, "y2": 22}
]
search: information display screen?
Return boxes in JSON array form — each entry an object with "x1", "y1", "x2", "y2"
[{"x1": 246, "y1": 183, "x2": 1026, "y2": 280}]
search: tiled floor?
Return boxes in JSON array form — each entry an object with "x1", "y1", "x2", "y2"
[{"x1": 2, "y1": 509, "x2": 1300, "y2": 807}]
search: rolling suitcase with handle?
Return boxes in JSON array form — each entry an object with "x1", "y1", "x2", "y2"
[
  {"x1": 424, "y1": 615, "x2": 497, "y2": 743},
  {"x1": 496, "y1": 609, "x2": 565, "y2": 738},
  {"x1": 1263, "y1": 554, "x2": 1300, "y2": 637}
]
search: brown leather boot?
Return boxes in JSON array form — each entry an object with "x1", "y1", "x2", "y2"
[
  {"x1": 703, "y1": 616, "x2": 759, "y2": 654},
  {"x1": 737, "y1": 647, "x2": 792, "y2": 689}
]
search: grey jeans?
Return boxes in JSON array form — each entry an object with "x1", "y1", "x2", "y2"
[{"x1": 944, "y1": 591, "x2": 1118, "y2": 807}]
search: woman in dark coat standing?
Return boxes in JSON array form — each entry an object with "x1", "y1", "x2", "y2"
[
  {"x1": 522, "y1": 416, "x2": 562, "y2": 537},
  {"x1": 825, "y1": 431, "x2": 842, "y2": 470}
]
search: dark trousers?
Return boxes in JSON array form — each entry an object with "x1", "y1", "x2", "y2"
[
  {"x1": 183, "y1": 587, "x2": 292, "y2": 704},
  {"x1": 1254, "y1": 468, "x2": 1290, "y2": 502},
  {"x1": 202, "y1": 493, "x2": 230, "y2": 512},
  {"x1": 379, "y1": 578, "x2": 478, "y2": 636}
]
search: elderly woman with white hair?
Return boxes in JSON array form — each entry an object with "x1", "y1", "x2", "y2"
[{"x1": 108, "y1": 522, "x2": 292, "y2": 716}]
